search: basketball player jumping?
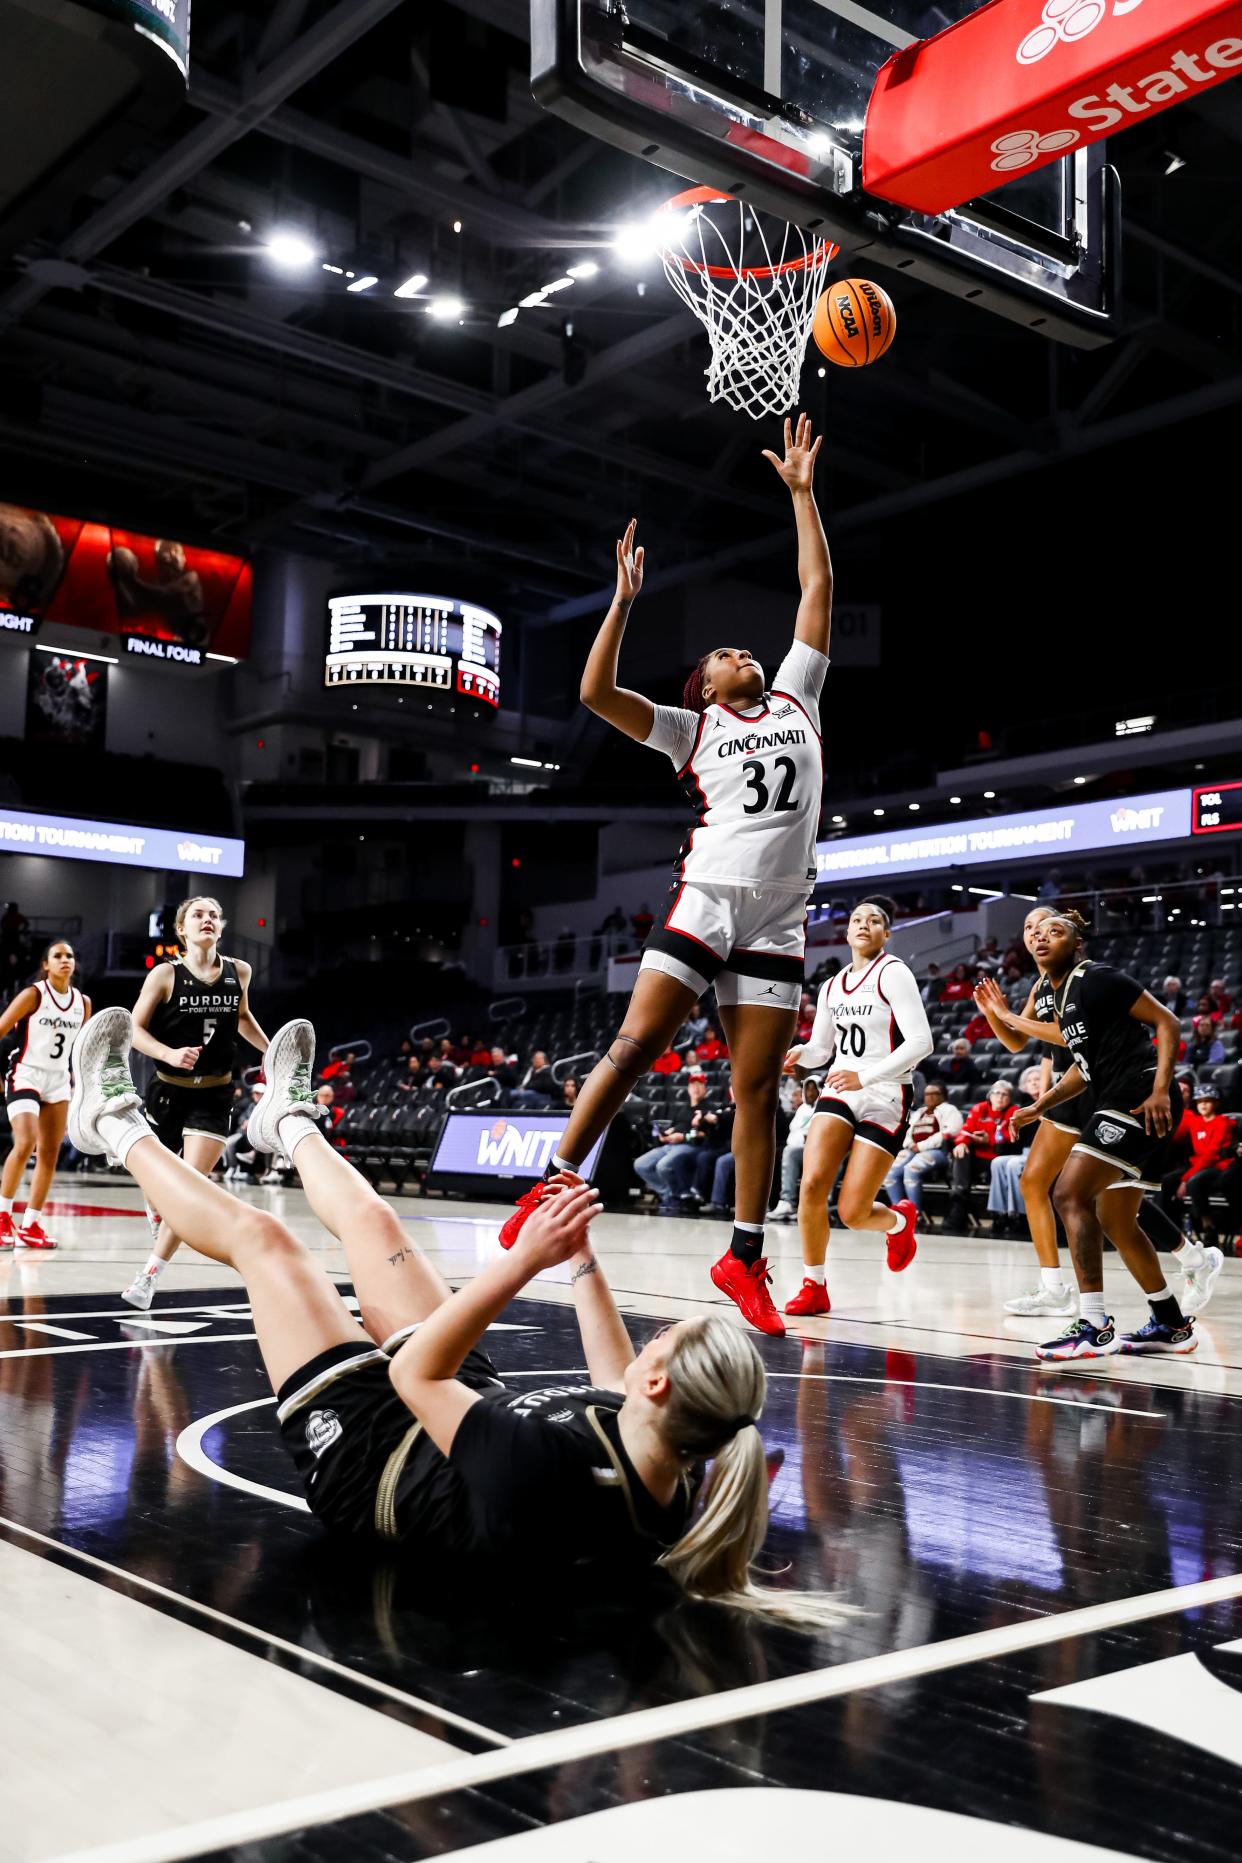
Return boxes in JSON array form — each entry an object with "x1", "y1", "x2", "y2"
[
  {"x1": 0, "y1": 939, "x2": 88, "y2": 1249},
  {"x1": 121, "y1": 895, "x2": 268, "y2": 1310},
  {"x1": 501, "y1": 414, "x2": 831, "y2": 1337},
  {"x1": 781, "y1": 896, "x2": 933, "y2": 1316}
]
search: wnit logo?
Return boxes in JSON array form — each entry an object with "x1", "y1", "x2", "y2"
[{"x1": 1017, "y1": 0, "x2": 1144, "y2": 65}]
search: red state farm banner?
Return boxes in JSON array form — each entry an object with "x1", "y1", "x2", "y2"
[{"x1": 864, "y1": 0, "x2": 1242, "y2": 217}]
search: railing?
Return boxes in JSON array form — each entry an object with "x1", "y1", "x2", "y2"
[
  {"x1": 552, "y1": 1049, "x2": 598, "y2": 1083},
  {"x1": 493, "y1": 929, "x2": 635, "y2": 991},
  {"x1": 445, "y1": 1075, "x2": 501, "y2": 1110}
]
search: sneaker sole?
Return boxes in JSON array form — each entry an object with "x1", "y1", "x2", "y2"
[
  {"x1": 121, "y1": 1286, "x2": 155, "y2": 1311},
  {"x1": 1035, "y1": 1342, "x2": 1119, "y2": 1360},
  {"x1": 68, "y1": 1007, "x2": 136, "y2": 1156},
  {"x1": 246, "y1": 1020, "x2": 316, "y2": 1160},
  {"x1": 1182, "y1": 1250, "x2": 1224, "y2": 1314},
  {"x1": 1120, "y1": 1339, "x2": 1198, "y2": 1355},
  {"x1": 1005, "y1": 1300, "x2": 1076, "y2": 1316}
]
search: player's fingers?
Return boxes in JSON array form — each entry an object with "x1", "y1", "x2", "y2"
[
  {"x1": 809, "y1": 434, "x2": 823, "y2": 461},
  {"x1": 783, "y1": 415, "x2": 792, "y2": 451},
  {"x1": 760, "y1": 450, "x2": 781, "y2": 468},
  {"x1": 634, "y1": 546, "x2": 645, "y2": 570}
]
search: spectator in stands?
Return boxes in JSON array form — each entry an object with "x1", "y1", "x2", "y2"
[
  {"x1": 683, "y1": 1001, "x2": 711, "y2": 1045},
  {"x1": 425, "y1": 1053, "x2": 458, "y2": 1090},
  {"x1": 321, "y1": 1053, "x2": 356, "y2": 1105},
  {"x1": 1187, "y1": 1016, "x2": 1225, "y2": 1071},
  {"x1": 630, "y1": 901, "x2": 654, "y2": 942},
  {"x1": 699, "y1": 1087, "x2": 739, "y2": 1217},
  {"x1": 941, "y1": 963, "x2": 973, "y2": 1002},
  {"x1": 561, "y1": 1076, "x2": 579, "y2": 1108},
  {"x1": 320, "y1": 1049, "x2": 354, "y2": 1082},
  {"x1": 986, "y1": 1066, "x2": 1042, "y2": 1236},
  {"x1": 1209, "y1": 977, "x2": 1233, "y2": 1016},
  {"x1": 929, "y1": 1037, "x2": 975, "y2": 1088},
  {"x1": 511, "y1": 1050, "x2": 555, "y2": 1108},
  {"x1": 444, "y1": 1035, "x2": 469, "y2": 1064},
  {"x1": 768, "y1": 1079, "x2": 821, "y2": 1220},
  {"x1": 468, "y1": 1035, "x2": 493, "y2": 1065},
  {"x1": 554, "y1": 926, "x2": 575, "y2": 972},
  {"x1": 1193, "y1": 992, "x2": 1221, "y2": 1025},
  {"x1": 662, "y1": 1073, "x2": 732, "y2": 1206},
  {"x1": 651, "y1": 1045, "x2": 683, "y2": 1076},
  {"x1": 394, "y1": 1038, "x2": 413, "y2": 1062},
  {"x1": 1037, "y1": 871, "x2": 1062, "y2": 902},
  {"x1": 397, "y1": 1056, "x2": 422, "y2": 1093},
  {"x1": 633, "y1": 1072, "x2": 715, "y2": 1211},
  {"x1": 597, "y1": 905, "x2": 626, "y2": 938},
  {"x1": 961, "y1": 1007, "x2": 993, "y2": 1047},
  {"x1": 1158, "y1": 976, "x2": 1187, "y2": 1015},
  {"x1": 1172, "y1": 1088, "x2": 1235, "y2": 1242},
  {"x1": 796, "y1": 992, "x2": 816, "y2": 1041},
  {"x1": 696, "y1": 1024, "x2": 728, "y2": 1062},
  {"x1": 880, "y1": 1083, "x2": 963, "y2": 1223},
  {"x1": 976, "y1": 936, "x2": 1001, "y2": 972},
  {"x1": 487, "y1": 1046, "x2": 519, "y2": 1095},
  {"x1": 921, "y1": 963, "x2": 945, "y2": 1008},
  {"x1": 946, "y1": 1081, "x2": 1016, "y2": 1231}
]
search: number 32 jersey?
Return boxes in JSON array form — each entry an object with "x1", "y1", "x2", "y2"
[{"x1": 645, "y1": 641, "x2": 827, "y2": 896}]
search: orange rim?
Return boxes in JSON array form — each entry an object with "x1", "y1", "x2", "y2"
[{"x1": 656, "y1": 185, "x2": 838, "y2": 280}]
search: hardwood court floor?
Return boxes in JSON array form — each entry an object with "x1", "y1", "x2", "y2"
[{"x1": 2, "y1": 1179, "x2": 1240, "y2": 1861}]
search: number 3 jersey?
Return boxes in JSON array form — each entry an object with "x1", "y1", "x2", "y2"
[
  {"x1": 644, "y1": 641, "x2": 827, "y2": 895},
  {"x1": 5, "y1": 979, "x2": 86, "y2": 1091},
  {"x1": 149, "y1": 957, "x2": 242, "y2": 1079},
  {"x1": 800, "y1": 954, "x2": 934, "y2": 1088}
]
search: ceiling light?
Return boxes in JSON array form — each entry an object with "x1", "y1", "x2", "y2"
[
  {"x1": 1073, "y1": 775, "x2": 1087, "y2": 785},
  {"x1": 35, "y1": 643, "x2": 118, "y2": 665},
  {"x1": 970, "y1": 886, "x2": 1002, "y2": 898},
  {"x1": 817, "y1": 366, "x2": 826, "y2": 377},
  {"x1": 394, "y1": 272, "x2": 429, "y2": 299},
  {"x1": 511, "y1": 755, "x2": 542, "y2": 769},
  {"x1": 908, "y1": 802, "x2": 920, "y2": 811},
  {"x1": 322, "y1": 263, "x2": 344, "y2": 276},
  {"x1": 1165, "y1": 152, "x2": 1186, "y2": 176},
  {"x1": 831, "y1": 814, "x2": 845, "y2": 825},
  {"x1": 873, "y1": 807, "x2": 885, "y2": 817},
  {"x1": 453, "y1": 218, "x2": 463, "y2": 233},
  {"x1": 264, "y1": 230, "x2": 319, "y2": 268},
  {"x1": 348, "y1": 274, "x2": 379, "y2": 293},
  {"x1": 497, "y1": 307, "x2": 520, "y2": 327},
  {"x1": 519, "y1": 289, "x2": 548, "y2": 308},
  {"x1": 428, "y1": 295, "x2": 465, "y2": 320},
  {"x1": 949, "y1": 795, "x2": 962, "y2": 804},
  {"x1": 543, "y1": 276, "x2": 575, "y2": 293},
  {"x1": 612, "y1": 220, "x2": 661, "y2": 264},
  {"x1": 205, "y1": 652, "x2": 239, "y2": 664},
  {"x1": 983, "y1": 789, "x2": 996, "y2": 799},
  {"x1": 567, "y1": 261, "x2": 599, "y2": 279}
]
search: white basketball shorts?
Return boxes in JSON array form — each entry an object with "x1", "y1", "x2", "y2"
[{"x1": 639, "y1": 881, "x2": 804, "y2": 1011}]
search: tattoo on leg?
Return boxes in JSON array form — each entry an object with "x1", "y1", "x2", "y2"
[
  {"x1": 387, "y1": 1247, "x2": 416, "y2": 1268},
  {"x1": 605, "y1": 1034, "x2": 646, "y2": 1079}
]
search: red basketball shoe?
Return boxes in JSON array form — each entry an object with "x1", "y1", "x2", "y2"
[
  {"x1": 710, "y1": 1250, "x2": 786, "y2": 1336},
  {"x1": 498, "y1": 1172, "x2": 582, "y2": 1249},
  {"x1": 0, "y1": 1211, "x2": 14, "y2": 1252},
  {"x1": 16, "y1": 1218, "x2": 56, "y2": 1250},
  {"x1": 886, "y1": 1199, "x2": 918, "y2": 1272},
  {"x1": 784, "y1": 1277, "x2": 831, "y2": 1317}
]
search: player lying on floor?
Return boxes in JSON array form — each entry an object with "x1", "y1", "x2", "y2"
[{"x1": 70, "y1": 1008, "x2": 843, "y2": 1625}]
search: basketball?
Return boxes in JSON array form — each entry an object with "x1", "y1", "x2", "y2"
[{"x1": 811, "y1": 278, "x2": 897, "y2": 368}]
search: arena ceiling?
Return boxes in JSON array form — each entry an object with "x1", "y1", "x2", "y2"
[{"x1": 0, "y1": 0, "x2": 1240, "y2": 619}]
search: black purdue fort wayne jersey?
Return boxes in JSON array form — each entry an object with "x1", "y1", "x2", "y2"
[
  {"x1": 1056, "y1": 963, "x2": 1159, "y2": 1107},
  {"x1": 150, "y1": 957, "x2": 243, "y2": 1077}
]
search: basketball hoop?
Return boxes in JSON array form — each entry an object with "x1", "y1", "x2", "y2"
[{"x1": 654, "y1": 187, "x2": 838, "y2": 421}]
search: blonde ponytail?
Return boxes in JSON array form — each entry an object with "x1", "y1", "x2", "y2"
[{"x1": 655, "y1": 1316, "x2": 852, "y2": 1630}]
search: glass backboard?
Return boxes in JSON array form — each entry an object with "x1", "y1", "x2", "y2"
[{"x1": 532, "y1": 0, "x2": 1118, "y2": 344}]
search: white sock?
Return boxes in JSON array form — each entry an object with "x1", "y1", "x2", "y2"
[
  {"x1": 1041, "y1": 1266, "x2": 1066, "y2": 1293},
  {"x1": 277, "y1": 1109, "x2": 317, "y2": 1161},
  {"x1": 143, "y1": 1256, "x2": 167, "y2": 1280},
  {"x1": 551, "y1": 1153, "x2": 577, "y2": 1174},
  {"x1": 24, "y1": 1204, "x2": 43, "y2": 1218},
  {"x1": 1174, "y1": 1237, "x2": 1205, "y2": 1273},
  {"x1": 1147, "y1": 1278, "x2": 1171, "y2": 1303},
  {"x1": 0, "y1": 1196, "x2": 12, "y2": 1216},
  {"x1": 734, "y1": 1219, "x2": 763, "y2": 1235},
  {"x1": 98, "y1": 1106, "x2": 153, "y2": 1169},
  {"x1": 805, "y1": 1263, "x2": 826, "y2": 1285},
  {"x1": 1080, "y1": 1291, "x2": 1106, "y2": 1326}
]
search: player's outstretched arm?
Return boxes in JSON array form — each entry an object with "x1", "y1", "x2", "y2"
[
  {"x1": 0, "y1": 985, "x2": 39, "y2": 1040},
  {"x1": 762, "y1": 414, "x2": 831, "y2": 657},
  {"x1": 565, "y1": 1241, "x2": 635, "y2": 1392},
  {"x1": 579, "y1": 518, "x2": 656, "y2": 744}
]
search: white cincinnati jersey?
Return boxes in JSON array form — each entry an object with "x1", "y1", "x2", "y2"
[
  {"x1": 645, "y1": 641, "x2": 827, "y2": 895},
  {"x1": 8, "y1": 980, "x2": 85, "y2": 1080},
  {"x1": 801, "y1": 954, "x2": 933, "y2": 1088}
]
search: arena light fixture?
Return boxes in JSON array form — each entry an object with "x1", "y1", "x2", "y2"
[
  {"x1": 264, "y1": 230, "x2": 319, "y2": 268},
  {"x1": 950, "y1": 885, "x2": 964, "y2": 893},
  {"x1": 322, "y1": 263, "x2": 344, "y2": 276},
  {"x1": 831, "y1": 814, "x2": 845, "y2": 825},
  {"x1": 567, "y1": 261, "x2": 599, "y2": 279},
  {"x1": 497, "y1": 307, "x2": 520, "y2": 327},
  {"x1": 1073, "y1": 775, "x2": 1087, "y2": 785},
  {"x1": 1115, "y1": 715, "x2": 1156, "y2": 736},
  {"x1": 949, "y1": 795, "x2": 962, "y2": 804},
  {"x1": 612, "y1": 218, "x2": 666, "y2": 264},
  {"x1": 873, "y1": 807, "x2": 885, "y2": 817},
  {"x1": 970, "y1": 887, "x2": 1002, "y2": 898},
  {"x1": 983, "y1": 790, "x2": 996, "y2": 800},
  {"x1": 908, "y1": 802, "x2": 920, "y2": 811},
  {"x1": 205, "y1": 652, "x2": 239, "y2": 664},
  {"x1": 394, "y1": 272, "x2": 429, "y2": 299},
  {"x1": 519, "y1": 289, "x2": 549, "y2": 308},
  {"x1": 428, "y1": 295, "x2": 466, "y2": 320},
  {"x1": 35, "y1": 643, "x2": 118, "y2": 665},
  {"x1": 543, "y1": 276, "x2": 575, "y2": 293},
  {"x1": 511, "y1": 756, "x2": 543, "y2": 769},
  {"x1": 348, "y1": 275, "x2": 379, "y2": 293}
]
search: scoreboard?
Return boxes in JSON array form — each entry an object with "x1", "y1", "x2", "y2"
[
  {"x1": 324, "y1": 594, "x2": 502, "y2": 707},
  {"x1": 1193, "y1": 782, "x2": 1242, "y2": 836}
]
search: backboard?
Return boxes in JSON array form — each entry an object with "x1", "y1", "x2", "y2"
[{"x1": 531, "y1": 0, "x2": 1118, "y2": 345}]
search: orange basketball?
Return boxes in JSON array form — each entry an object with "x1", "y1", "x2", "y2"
[{"x1": 812, "y1": 278, "x2": 897, "y2": 369}]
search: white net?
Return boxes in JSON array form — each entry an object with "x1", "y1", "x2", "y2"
[{"x1": 656, "y1": 190, "x2": 837, "y2": 421}]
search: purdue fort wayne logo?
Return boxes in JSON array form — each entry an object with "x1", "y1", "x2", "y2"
[
  {"x1": 306, "y1": 1409, "x2": 342, "y2": 1458},
  {"x1": 1095, "y1": 1121, "x2": 1127, "y2": 1145}
]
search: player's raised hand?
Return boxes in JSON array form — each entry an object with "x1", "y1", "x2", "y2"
[
  {"x1": 516, "y1": 1181, "x2": 601, "y2": 1271},
  {"x1": 615, "y1": 518, "x2": 645, "y2": 605},
  {"x1": 762, "y1": 413, "x2": 822, "y2": 493}
]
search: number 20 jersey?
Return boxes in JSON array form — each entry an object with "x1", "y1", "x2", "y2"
[{"x1": 648, "y1": 644, "x2": 826, "y2": 896}]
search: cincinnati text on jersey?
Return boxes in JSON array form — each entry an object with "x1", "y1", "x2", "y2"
[{"x1": 715, "y1": 726, "x2": 807, "y2": 759}]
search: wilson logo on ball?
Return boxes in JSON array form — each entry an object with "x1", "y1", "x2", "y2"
[{"x1": 812, "y1": 279, "x2": 897, "y2": 370}]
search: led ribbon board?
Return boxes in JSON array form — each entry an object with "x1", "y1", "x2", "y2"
[
  {"x1": 324, "y1": 594, "x2": 502, "y2": 707},
  {"x1": 88, "y1": 0, "x2": 191, "y2": 76},
  {"x1": 0, "y1": 808, "x2": 244, "y2": 878},
  {"x1": 815, "y1": 788, "x2": 1192, "y2": 885},
  {"x1": 865, "y1": 0, "x2": 1242, "y2": 215}
]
